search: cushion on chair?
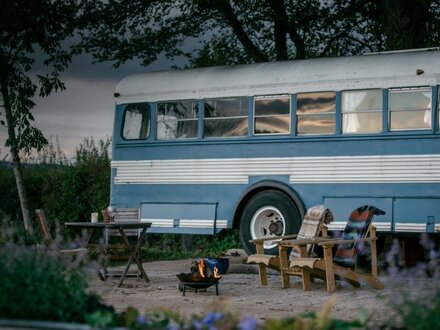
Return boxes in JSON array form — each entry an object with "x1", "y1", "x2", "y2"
[
  {"x1": 333, "y1": 205, "x2": 385, "y2": 268},
  {"x1": 290, "y1": 205, "x2": 333, "y2": 258}
]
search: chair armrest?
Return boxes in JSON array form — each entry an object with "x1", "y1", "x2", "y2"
[
  {"x1": 249, "y1": 234, "x2": 298, "y2": 244},
  {"x1": 317, "y1": 237, "x2": 377, "y2": 247},
  {"x1": 278, "y1": 237, "x2": 332, "y2": 247}
]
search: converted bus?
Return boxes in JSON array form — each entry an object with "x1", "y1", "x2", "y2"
[{"x1": 110, "y1": 48, "x2": 440, "y2": 255}]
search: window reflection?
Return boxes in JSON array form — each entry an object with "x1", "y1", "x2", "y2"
[
  {"x1": 157, "y1": 100, "x2": 198, "y2": 139},
  {"x1": 297, "y1": 92, "x2": 335, "y2": 135},
  {"x1": 204, "y1": 97, "x2": 248, "y2": 137},
  {"x1": 254, "y1": 96, "x2": 290, "y2": 134},
  {"x1": 389, "y1": 87, "x2": 431, "y2": 131},
  {"x1": 122, "y1": 103, "x2": 150, "y2": 140}
]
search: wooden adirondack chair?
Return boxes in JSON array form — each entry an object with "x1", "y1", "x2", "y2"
[
  {"x1": 35, "y1": 209, "x2": 88, "y2": 272},
  {"x1": 247, "y1": 205, "x2": 333, "y2": 285},
  {"x1": 279, "y1": 205, "x2": 385, "y2": 293}
]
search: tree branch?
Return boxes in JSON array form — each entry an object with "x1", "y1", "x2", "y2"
[{"x1": 206, "y1": 0, "x2": 268, "y2": 62}]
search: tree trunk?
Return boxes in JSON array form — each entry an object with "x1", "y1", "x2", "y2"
[{"x1": 0, "y1": 78, "x2": 33, "y2": 234}]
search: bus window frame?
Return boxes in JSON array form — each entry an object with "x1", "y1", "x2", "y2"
[
  {"x1": 296, "y1": 90, "x2": 337, "y2": 136},
  {"x1": 203, "y1": 96, "x2": 249, "y2": 139},
  {"x1": 388, "y1": 86, "x2": 432, "y2": 132},
  {"x1": 340, "y1": 88, "x2": 383, "y2": 135},
  {"x1": 156, "y1": 99, "x2": 199, "y2": 140},
  {"x1": 253, "y1": 94, "x2": 291, "y2": 136},
  {"x1": 120, "y1": 102, "x2": 151, "y2": 141}
]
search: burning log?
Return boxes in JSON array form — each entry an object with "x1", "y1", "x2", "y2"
[
  {"x1": 177, "y1": 258, "x2": 222, "y2": 296},
  {"x1": 178, "y1": 259, "x2": 221, "y2": 283}
]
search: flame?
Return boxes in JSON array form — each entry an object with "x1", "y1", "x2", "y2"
[
  {"x1": 197, "y1": 259, "x2": 205, "y2": 277},
  {"x1": 213, "y1": 266, "x2": 221, "y2": 278}
]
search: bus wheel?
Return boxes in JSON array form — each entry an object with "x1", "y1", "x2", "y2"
[{"x1": 239, "y1": 190, "x2": 301, "y2": 256}]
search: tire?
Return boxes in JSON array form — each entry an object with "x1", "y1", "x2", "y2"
[{"x1": 239, "y1": 190, "x2": 301, "y2": 256}]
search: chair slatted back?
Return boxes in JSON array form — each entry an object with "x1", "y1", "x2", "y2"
[
  {"x1": 333, "y1": 205, "x2": 385, "y2": 267},
  {"x1": 290, "y1": 205, "x2": 333, "y2": 258},
  {"x1": 35, "y1": 209, "x2": 53, "y2": 245},
  {"x1": 110, "y1": 208, "x2": 140, "y2": 237}
]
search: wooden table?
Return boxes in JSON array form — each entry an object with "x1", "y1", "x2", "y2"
[{"x1": 65, "y1": 221, "x2": 151, "y2": 287}]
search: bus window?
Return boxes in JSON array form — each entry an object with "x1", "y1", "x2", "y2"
[
  {"x1": 389, "y1": 87, "x2": 431, "y2": 131},
  {"x1": 297, "y1": 91, "x2": 336, "y2": 135},
  {"x1": 254, "y1": 95, "x2": 290, "y2": 135},
  {"x1": 204, "y1": 97, "x2": 248, "y2": 137},
  {"x1": 157, "y1": 100, "x2": 198, "y2": 139},
  {"x1": 342, "y1": 89, "x2": 382, "y2": 134},
  {"x1": 122, "y1": 103, "x2": 150, "y2": 140}
]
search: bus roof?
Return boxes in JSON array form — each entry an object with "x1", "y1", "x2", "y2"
[{"x1": 115, "y1": 48, "x2": 440, "y2": 104}]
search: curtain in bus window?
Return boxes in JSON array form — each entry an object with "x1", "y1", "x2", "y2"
[
  {"x1": 389, "y1": 88, "x2": 431, "y2": 131},
  {"x1": 341, "y1": 90, "x2": 382, "y2": 134},
  {"x1": 342, "y1": 91, "x2": 366, "y2": 133},
  {"x1": 204, "y1": 97, "x2": 248, "y2": 137},
  {"x1": 122, "y1": 104, "x2": 150, "y2": 140},
  {"x1": 423, "y1": 90, "x2": 432, "y2": 126},
  {"x1": 157, "y1": 101, "x2": 198, "y2": 139}
]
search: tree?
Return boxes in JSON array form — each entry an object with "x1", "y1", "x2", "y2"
[
  {"x1": 80, "y1": 0, "x2": 440, "y2": 69},
  {"x1": 0, "y1": 0, "x2": 79, "y2": 232}
]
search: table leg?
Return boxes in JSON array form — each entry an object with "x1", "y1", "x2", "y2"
[
  {"x1": 118, "y1": 227, "x2": 150, "y2": 287},
  {"x1": 84, "y1": 228, "x2": 106, "y2": 281}
]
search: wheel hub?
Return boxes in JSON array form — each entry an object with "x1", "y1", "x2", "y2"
[
  {"x1": 268, "y1": 220, "x2": 284, "y2": 236},
  {"x1": 250, "y1": 206, "x2": 286, "y2": 249}
]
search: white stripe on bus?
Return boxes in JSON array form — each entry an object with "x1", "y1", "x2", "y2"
[{"x1": 112, "y1": 154, "x2": 440, "y2": 184}]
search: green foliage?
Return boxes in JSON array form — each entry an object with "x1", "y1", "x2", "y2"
[
  {"x1": 0, "y1": 137, "x2": 111, "y2": 241},
  {"x1": 0, "y1": 240, "x2": 103, "y2": 323},
  {"x1": 80, "y1": 0, "x2": 440, "y2": 70},
  {"x1": 392, "y1": 292, "x2": 440, "y2": 330},
  {"x1": 1, "y1": 0, "x2": 80, "y2": 154},
  {"x1": 142, "y1": 230, "x2": 241, "y2": 261}
]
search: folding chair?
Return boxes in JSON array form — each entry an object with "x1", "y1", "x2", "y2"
[
  {"x1": 247, "y1": 205, "x2": 333, "y2": 285},
  {"x1": 35, "y1": 209, "x2": 88, "y2": 273},
  {"x1": 101, "y1": 207, "x2": 143, "y2": 279}
]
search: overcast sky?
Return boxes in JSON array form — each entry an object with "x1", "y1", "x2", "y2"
[{"x1": 0, "y1": 53, "x2": 175, "y2": 161}]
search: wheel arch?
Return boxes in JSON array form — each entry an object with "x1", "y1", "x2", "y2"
[{"x1": 232, "y1": 180, "x2": 306, "y2": 229}]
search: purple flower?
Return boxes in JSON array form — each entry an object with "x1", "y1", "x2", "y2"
[
  {"x1": 191, "y1": 320, "x2": 204, "y2": 330},
  {"x1": 239, "y1": 316, "x2": 258, "y2": 330},
  {"x1": 136, "y1": 315, "x2": 147, "y2": 325},
  {"x1": 202, "y1": 312, "x2": 223, "y2": 325}
]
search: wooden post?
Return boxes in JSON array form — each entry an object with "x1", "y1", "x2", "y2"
[
  {"x1": 279, "y1": 244, "x2": 290, "y2": 288},
  {"x1": 323, "y1": 245, "x2": 336, "y2": 293},
  {"x1": 370, "y1": 226, "x2": 378, "y2": 278},
  {"x1": 255, "y1": 241, "x2": 267, "y2": 285}
]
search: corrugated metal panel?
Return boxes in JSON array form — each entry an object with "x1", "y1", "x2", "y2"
[
  {"x1": 395, "y1": 223, "x2": 426, "y2": 232},
  {"x1": 115, "y1": 49, "x2": 440, "y2": 104},
  {"x1": 327, "y1": 221, "x2": 392, "y2": 232},
  {"x1": 112, "y1": 154, "x2": 440, "y2": 184}
]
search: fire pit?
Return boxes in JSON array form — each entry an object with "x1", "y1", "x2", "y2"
[{"x1": 177, "y1": 259, "x2": 222, "y2": 296}]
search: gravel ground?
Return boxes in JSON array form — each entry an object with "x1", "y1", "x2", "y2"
[{"x1": 85, "y1": 249, "x2": 431, "y2": 326}]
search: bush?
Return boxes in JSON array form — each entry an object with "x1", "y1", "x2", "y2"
[
  {"x1": 0, "y1": 238, "x2": 107, "y2": 323},
  {"x1": 0, "y1": 137, "x2": 111, "y2": 241}
]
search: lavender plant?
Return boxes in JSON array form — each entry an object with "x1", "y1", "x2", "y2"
[{"x1": 383, "y1": 235, "x2": 440, "y2": 329}]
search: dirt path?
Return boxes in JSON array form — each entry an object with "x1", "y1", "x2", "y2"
[{"x1": 86, "y1": 250, "x2": 412, "y2": 325}]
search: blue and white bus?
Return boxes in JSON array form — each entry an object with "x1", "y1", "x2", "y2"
[{"x1": 110, "y1": 48, "x2": 440, "y2": 255}]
